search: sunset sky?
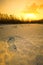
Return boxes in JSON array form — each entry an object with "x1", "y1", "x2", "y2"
[{"x1": 0, "y1": 0, "x2": 43, "y2": 20}]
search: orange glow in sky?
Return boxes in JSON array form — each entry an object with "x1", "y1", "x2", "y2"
[{"x1": 0, "y1": 0, "x2": 43, "y2": 21}]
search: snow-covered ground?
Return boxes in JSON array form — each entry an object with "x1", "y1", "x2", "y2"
[{"x1": 0, "y1": 24, "x2": 43, "y2": 65}]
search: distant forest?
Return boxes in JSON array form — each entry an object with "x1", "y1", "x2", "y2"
[{"x1": 0, "y1": 13, "x2": 43, "y2": 24}]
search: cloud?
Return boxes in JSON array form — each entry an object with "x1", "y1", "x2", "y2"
[
  {"x1": 23, "y1": 3, "x2": 38, "y2": 13},
  {"x1": 23, "y1": 3, "x2": 43, "y2": 14}
]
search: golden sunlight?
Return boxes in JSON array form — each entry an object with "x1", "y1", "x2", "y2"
[
  {"x1": 21, "y1": 13, "x2": 37, "y2": 21},
  {"x1": 0, "y1": 0, "x2": 43, "y2": 21},
  {"x1": 13, "y1": 13, "x2": 41, "y2": 21}
]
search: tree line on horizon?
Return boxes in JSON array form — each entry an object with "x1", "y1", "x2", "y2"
[{"x1": 0, "y1": 13, "x2": 43, "y2": 24}]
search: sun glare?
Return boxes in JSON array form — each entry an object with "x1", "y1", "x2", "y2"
[
  {"x1": 22, "y1": 13, "x2": 37, "y2": 21},
  {"x1": 14, "y1": 13, "x2": 38, "y2": 21}
]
